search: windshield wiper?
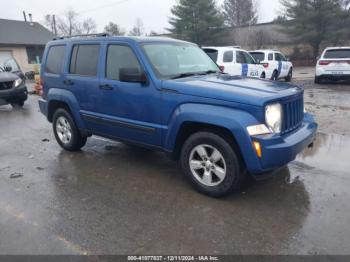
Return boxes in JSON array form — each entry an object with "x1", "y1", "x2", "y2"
[
  {"x1": 170, "y1": 73, "x2": 199, "y2": 80},
  {"x1": 197, "y1": 70, "x2": 221, "y2": 75}
]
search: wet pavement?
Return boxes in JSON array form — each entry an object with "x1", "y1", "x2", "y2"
[{"x1": 0, "y1": 81, "x2": 350, "y2": 255}]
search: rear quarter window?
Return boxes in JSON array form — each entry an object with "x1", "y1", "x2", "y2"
[
  {"x1": 324, "y1": 49, "x2": 350, "y2": 59},
  {"x1": 45, "y1": 45, "x2": 66, "y2": 74}
]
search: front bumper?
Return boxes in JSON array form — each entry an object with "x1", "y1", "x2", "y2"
[
  {"x1": 247, "y1": 113, "x2": 318, "y2": 175},
  {"x1": 0, "y1": 85, "x2": 28, "y2": 104}
]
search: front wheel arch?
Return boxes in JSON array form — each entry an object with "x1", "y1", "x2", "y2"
[{"x1": 172, "y1": 122, "x2": 245, "y2": 170}]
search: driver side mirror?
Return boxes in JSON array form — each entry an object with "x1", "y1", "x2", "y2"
[
  {"x1": 256, "y1": 59, "x2": 261, "y2": 64},
  {"x1": 119, "y1": 68, "x2": 147, "y2": 84},
  {"x1": 4, "y1": 65, "x2": 12, "y2": 72}
]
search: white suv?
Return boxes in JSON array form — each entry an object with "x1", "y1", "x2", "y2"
[
  {"x1": 315, "y1": 47, "x2": 350, "y2": 83},
  {"x1": 249, "y1": 50, "x2": 293, "y2": 81},
  {"x1": 203, "y1": 47, "x2": 266, "y2": 79}
]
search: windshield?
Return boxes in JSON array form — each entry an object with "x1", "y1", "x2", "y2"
[
  {"x1": 250, "y1": 52, "x2": 265, "y2": 62},
  {"x1": 142, "y1": 43, "x2": 219, "y2": 79},
  {"x1": 324, "y1": 49, "x2": 350, "y2": 59}
]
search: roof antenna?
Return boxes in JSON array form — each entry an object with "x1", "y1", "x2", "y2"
[{"x1": 23, "y1": 11, "x2": 27, "y2": 22}]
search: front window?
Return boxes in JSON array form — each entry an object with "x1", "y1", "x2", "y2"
[{"x1": 142, "y1": 43, "x2": 219, "y2": 79}]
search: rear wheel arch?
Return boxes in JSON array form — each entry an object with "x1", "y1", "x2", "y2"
[
  {"x1": 172, "y1": 122, "x2": 245, "y2": 169},
  {"x1": 48, "y1": 100, "x2": 72, "y2": 123}
]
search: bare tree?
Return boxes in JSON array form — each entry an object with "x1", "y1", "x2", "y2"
[
  {"x1": 43, "y1": 9, "x2": 97, "y2": 36},
  {"x1": 129, "y1": 18, "x2": 145, "y2": 36},
  {"x1": 104, "y1": 22, "x2": 125, "y2": 36}
]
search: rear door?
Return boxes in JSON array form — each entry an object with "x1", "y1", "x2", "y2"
[
  {"x1": 64, "y1": 42, "x2": 102, "y2": 122},
  {"x1": 221, "y1": 50, "x2": 240, "y2": 75}
]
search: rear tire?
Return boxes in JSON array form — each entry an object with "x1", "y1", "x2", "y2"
[
  {"x1": 180, "y1": 132, "x2": 243, "y2": 198},
  {"x1": 314, "y1": 76, "x2": 321, "y2": 84},
  {"x1": 11, "y1": 100, "x2": 25, "y2": 108},
  {"x1": 52, "y1": 108, "x2": 87, "y2": 152},
  {"x1": 285, "y1": 68, "x2": 293, "y2": 82}
]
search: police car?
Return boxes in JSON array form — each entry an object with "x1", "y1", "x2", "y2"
[
  {"x1": 315, "y1": 47, "x2": 350, "y2": 83},
  {"x1": 249, "y1": 50, "x2": 293, "y2": 81},
  {"x1": 203, "y1": 46, "x2": 266, "y2": 78}
]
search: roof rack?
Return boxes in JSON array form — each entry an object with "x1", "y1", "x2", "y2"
[{"x1": 53, "y1": 33, "x2": 110, "y2": 41}]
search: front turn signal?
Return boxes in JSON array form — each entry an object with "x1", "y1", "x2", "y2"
[{"x1": 253, "y1": 141, "x2": 262, "y2": 158}]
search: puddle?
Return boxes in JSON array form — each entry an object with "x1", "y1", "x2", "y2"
[{"x1": 296, "y1": 132, "x2": 350, "y2": 174}]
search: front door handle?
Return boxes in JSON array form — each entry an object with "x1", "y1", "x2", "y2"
[
  {"x1": 63, "y1": 80, "x2": 74, "y2": 86},
  {"x1": 99, "y1": 84, "x2": 113, "y2": 90}
]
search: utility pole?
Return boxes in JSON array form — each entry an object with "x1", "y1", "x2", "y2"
[
  {"x1": 23, "y1": 11, "x2": 27, "y2": 22},
  {"x1": 53, "y1": 15, "x2": 57, "y2": 36}
]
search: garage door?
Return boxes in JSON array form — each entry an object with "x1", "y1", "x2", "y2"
[{"x1": 0, "y1": 51, "x2": 13, "y2": 65}]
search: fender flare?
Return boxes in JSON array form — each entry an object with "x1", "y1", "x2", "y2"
[
  {"x1": 163, "y1": 103, "x2": 262, "y2": 170},
  {"x1": 47, "y1": 88, "x2": 86, "y2": 129}
]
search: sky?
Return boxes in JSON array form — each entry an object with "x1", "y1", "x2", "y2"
[{"x1": 0, "y1": 0, "x2": 282, "y2": 34}]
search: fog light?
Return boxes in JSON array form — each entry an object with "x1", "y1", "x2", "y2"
[{"x1": 253, "y1": 141, "x2": 262, "y2": 158}]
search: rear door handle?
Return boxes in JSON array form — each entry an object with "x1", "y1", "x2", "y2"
[
  {"x1": 99, "y1": 84, "x2": 113, "y2": 90},
  {"x1": 63, "y1": 80, "x2": 74, "y2": 86}
]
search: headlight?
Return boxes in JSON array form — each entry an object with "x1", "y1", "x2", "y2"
[
  {"x1": 265, "y1": 103, "x2": 282, "y2": 133},
  {"x1": 13, "y1": 78, "x2": 23, "y2": 88}
]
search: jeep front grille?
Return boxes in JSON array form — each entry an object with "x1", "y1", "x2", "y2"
[{"x1": 281, "y1": 96, "x2": 304, "y2": 134}]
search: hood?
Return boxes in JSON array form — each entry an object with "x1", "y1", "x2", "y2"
[
  {"x1": 0, "y1": 72, "x2": 19, "y2": 82},
  {"x1": 162, "y1": 74, "x2": 303, "y2": 106}
]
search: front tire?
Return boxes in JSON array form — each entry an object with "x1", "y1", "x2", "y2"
[
  {"x1": 180, "y1": 132, "x2": 242, "y2": 197},
  {"x1": 52, "y1": 108, "x2": 87, "y2": 152},
  {"x1": 285, "y1": 68, "x2": 293, "y2": 82},
  {"x1": 271, "y1": 70, "x2": 278, "y2": 81}
]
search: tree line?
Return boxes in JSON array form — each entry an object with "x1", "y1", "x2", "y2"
[{"x1": 43, "y1": 0, "x2": 350, "y2": 59}]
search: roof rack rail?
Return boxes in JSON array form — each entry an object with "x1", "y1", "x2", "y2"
[{"x1": 53, "y1": 33, "x2": 110, "y2": 41}]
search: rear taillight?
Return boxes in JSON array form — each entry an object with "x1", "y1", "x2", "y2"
[
  {"x1": 219, "y1": 65, "x2": 225, "y2": 72},
  {"x1": 262, "y1": 63, "x2": 269, "y2": 68},
  {"x1": 319, "y1": 60, "x2": 330, "y2": 65}
]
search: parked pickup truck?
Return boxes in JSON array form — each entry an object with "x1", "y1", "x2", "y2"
[{"x1": 39, "y1": 35, "x2": 317, "y2": 197}]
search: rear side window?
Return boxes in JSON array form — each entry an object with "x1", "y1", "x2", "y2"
[
  {"x1": 203, "y1": 49, "x2": 218, "y2": 62},
  {"x1": 250, "y1": 52, "x2": 265, "y2": 62},
  {"x1": 223, "y1": 51, "x2": 233, "y2": 63},
  {"x1": 45, "y1": 45, "x2": 65, "y2": 74},
  {"x1": 106, "y1": 45, "x2": 141, "y2": 80},
  {"x1": 69, "y1": 44, "x2": 100, "y2": 76},
  {"x1": 324, "y1": 49, "x2": 350, "y2": 59},
  {"x1": 268, "y1": 53, "x2": 273, "y2": 61}
]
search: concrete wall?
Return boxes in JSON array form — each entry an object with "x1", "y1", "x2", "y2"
[{"x1": 0, "y1": 46, "x2": 36, "y2": 72}]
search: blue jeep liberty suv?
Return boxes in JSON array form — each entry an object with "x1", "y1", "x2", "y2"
[{"x1": 39, "y1": 35, "x2": 317, "y2": 197}]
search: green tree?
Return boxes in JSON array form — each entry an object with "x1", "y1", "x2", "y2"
[
  {"x1": 104, "y1": 22, "x2": 125, "y2": 36},
  {"x1": 168, "y1": 0, "x2": 224, "y2": 45},
  {"x1": 222, "y1": 0, "x2": 258, "y2": 27},
  {"x1": 280, "y1": 0, "x2": 350, "y2": 59}
]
